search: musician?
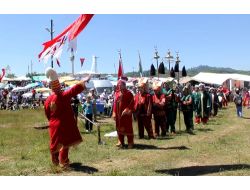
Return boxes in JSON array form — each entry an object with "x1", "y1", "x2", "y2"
[
  {"x1": 163, "y1": 82, "x2": 178, "y2": 135},
  {"x1": 112, "y1": 79, "x2": 134, "y2": 149},
  {"x1": 152, "y1": 81, "x2": 166, "y2": 137},
  {"x1": 192, "y1": 85, "x2": 200, "y2": 124},
  {"x1": 134, "y1": 78, "x2": 154, "y2": 139},
  {"x1": 209, "y1": 87, "x2": 219, "y2": 116},
  {"x1": 44, "y1": 67, "x2": 90, "y2": 168},
  {"x1": 181, "y1": 86, "x2": 194, "y2": 134},
  {"x1": 196, "y1": 83, "x2": 211, "y2": 124}
]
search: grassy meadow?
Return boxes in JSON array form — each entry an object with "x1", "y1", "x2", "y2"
[{"x1": 0, "y1": 104, "x2": 250, "y2": 176}]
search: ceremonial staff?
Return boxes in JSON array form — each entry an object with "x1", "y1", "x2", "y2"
[
  {"x1": 174, "y1": 52, "x2": 181, "y2": 132},
  {"x1": 153, "y1": 47, "x2": 160, "y2": 79}
]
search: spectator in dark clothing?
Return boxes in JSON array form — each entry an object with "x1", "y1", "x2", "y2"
[{"x1": 71, "y1": 96, "x2": 80, "y2": 125}]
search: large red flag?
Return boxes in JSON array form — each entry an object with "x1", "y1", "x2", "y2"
[
  {"x1": 0, "y1": 68, "x2": 6, "y2": 82},
  {"x1": 80, "y1": 58, "x2": 85, "y2": 67},
  {"x1": 68, "y1": 14, "x2": 94, "y2": 41},
  {"x1": 39, "y1": 14, "x2": 94, "y2": 62}
]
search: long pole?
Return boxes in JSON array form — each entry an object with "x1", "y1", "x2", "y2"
[
  {"x1": 169, "y1": 60, "x2": 171, "y2": 76},
  {"x1": 176, "y1": 52, "x2": 181, "y2": 133},
  {"x1": 70, "y1": 48, "x2": 75, "y2": 76},
  {"x1": 178, "y1": 70, "x2": 181, "y2": 132},
  {"x1": 156, "y1": 59, "x2": 159, "y2": 78},
  {"x1": 78, "y1": 112, "x2": 102, "y2": 144},
  {"x1": 154, "y1": 48, "x2": 160, "y2": 79},
  {"x1": 50, "y1": 19, "x2": 54, "y2": 68}
]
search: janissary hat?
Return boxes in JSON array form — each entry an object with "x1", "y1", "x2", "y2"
[
  {"x1": 152, "y1": 81, "x2": 162, "y2": 90},
  {"x1": 138, "y1": 77, "x2": 148, "y2": 88},
  {"x1": 45, "y1": 67, "x2": 61, "y2": 93}
]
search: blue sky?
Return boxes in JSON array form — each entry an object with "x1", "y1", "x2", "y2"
[{"x1": 1, "y1": 14, "x2": 250, "y2": 76}]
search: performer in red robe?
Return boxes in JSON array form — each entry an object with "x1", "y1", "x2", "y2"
[
  {"x1": 152, "y1": 81, "x2": 167, "y2": 137},
  {"x1": 134, "y1": 78, "x2": 154, "y2": 139},
  {"x1": 112, "y1": 79, "x2": 134, "y2": 149},
  {"x1": 44, "y1": 67, "x2": 90, "y2": 167}
]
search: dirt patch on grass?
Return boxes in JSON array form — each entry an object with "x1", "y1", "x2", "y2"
[{"x1": 0, "y1": 156, "x2": 10, "y2": 162}]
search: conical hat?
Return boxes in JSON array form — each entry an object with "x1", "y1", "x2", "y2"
[
  {"x1": 152, "y1": 81, "x2": 162, "y2": 90},
  {"x1": 138, "y1": 77, "x2": 148, "y2": 87},
  {"x1": 45, "y1": 67, "x2": 61, "y2": 93}
]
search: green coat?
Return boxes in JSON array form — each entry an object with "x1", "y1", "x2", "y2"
[{"x1": 196, "y1": 91, "x2": 210, "y2": 118}]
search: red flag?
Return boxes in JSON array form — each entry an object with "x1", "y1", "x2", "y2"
[
  {"x1": 39, "y1": 14, "x2": 94, "y2": 62},
  {"x1": 0, "y1": 68, "x2": 6, "y2": 82},
  {"x1": 68, "y1": 14, "x2": 94, "y2": 41},
  {"x1": 80, "y1": 58, "x2": 85, "y2": 67},
  {"x1": 117, "y1": 55, "x2": 123, "y2": 79}
]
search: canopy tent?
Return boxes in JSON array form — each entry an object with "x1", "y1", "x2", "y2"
[
  {"x1": 59, "y1": 76, "x2": 75, "y2": 83},
  {"x1": 229, "y1": 73, "x2": 250, "y2": 82},
  {"x1": 32, "y1": 75, "x2": 48, "y2": 82},
  {"x1": 179, "y1": 76, "x2": 193, "y2": 84},
  {"x1": 1, "y1": 77, "x2": 12, "y2": 82},
  {"x1": 157, "y1": 77, "x2": 175, "y2": 83},
  {"x1": 192, "y1": 72, "x2": 250, "y2": 85},
  {"x1": 64, "y1": 80, "x2": 80, "y2": 87},
  {"x1": 34, "y1": 87, "x2": 51, "y2": 93},
  {"x1": 192, "y1": 72, "x2": 232, "y2": 85},
  {"x1": 13, "y1": 76, "x2": 32, "y2": 81},
  {"x1": 12, "y1": 87, "x2": 27, "y2": 92},
  {"x1": 24, "y1": 82, "x2": 42, "y2": 89},
  {"x1": 192, "y1": 72, "x2": 250, "y2": 90}
]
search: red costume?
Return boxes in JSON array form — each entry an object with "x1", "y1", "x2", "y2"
[
  {"x1": 44, "y1": 84, "x2": 84, "y2": 166},
  {"x1": 113, "y1": 87, "x2": 134, "y2": 148},
  {"x1": 44, "y1": 67, "x2": 87, "y2": 167},
  {"x1": 134, "y1": 91, "x2": 154, "y2": 139},
  {"x1": 152, "y1": 89, "x2": 167, "y2": 137}
]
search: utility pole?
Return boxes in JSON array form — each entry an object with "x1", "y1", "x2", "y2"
[
  {"x1": 50, "y1": 20, "x2": 54, "y2": 68},
  {"x1": 46, "y1": 19, "x2": 54, "y2": 68},
  {"x1": 30, "y1": 60, "x2": 33, "y2": 76}
]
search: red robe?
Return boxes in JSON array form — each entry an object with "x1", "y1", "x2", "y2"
[
  {"x1": 113, "y1": 89, "x2": 134, "y2": 137},
  {"x1": 44, "y1": 84, "x2": 84, "y2": 153},
  {"x1": 134, "y1": 92, "x2": 153, "y2": 138}
]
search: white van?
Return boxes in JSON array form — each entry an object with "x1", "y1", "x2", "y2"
[{"x1": 91, "y1": 79, "x2": 113, "y2": 96}]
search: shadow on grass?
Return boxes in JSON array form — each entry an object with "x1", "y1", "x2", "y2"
[
  {"x1": 133, "y1": 144, "x2": 190, "y2": 150},
  {"x1": 242, "y1": 116, "x2": 250, "y2": 119},
  {"x1": 155, "y1": 164, "x2": 250, "y2": 176},
  {"x1": 174, "y1": 131, "x2": 196, "y2": 136},
  {"x1": 196, "y1": 128, "x2": 214, "y2": 132},
  {"x1": 69, "y1": 162, "x2": 98, "y2": 174},
  {"x1": 34, "y1": 125, "x2": 48, "y2": 130}
]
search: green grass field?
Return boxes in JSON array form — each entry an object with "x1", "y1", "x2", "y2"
[{"x1": 0, "y1": 104, "x2": 250, "y2": 176}]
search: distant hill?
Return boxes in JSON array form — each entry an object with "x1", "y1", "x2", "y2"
[{"x1": 125, "y1": 65, "x2": 250, "y2": 77}]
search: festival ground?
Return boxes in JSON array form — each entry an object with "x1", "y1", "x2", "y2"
[{"x1": 0, "y1": 103, "x2": 250, "y2": 176}]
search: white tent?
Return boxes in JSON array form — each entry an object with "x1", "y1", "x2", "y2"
[
  {"x1": 192, "y1": 72, "x2": 230, "y2": 85},
  {"x1": 192, "y1": 72, "x2": 250, "y2": 90},
  {"x1": 14, "y1": 76, "x2": 32, "y2": 81}
]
